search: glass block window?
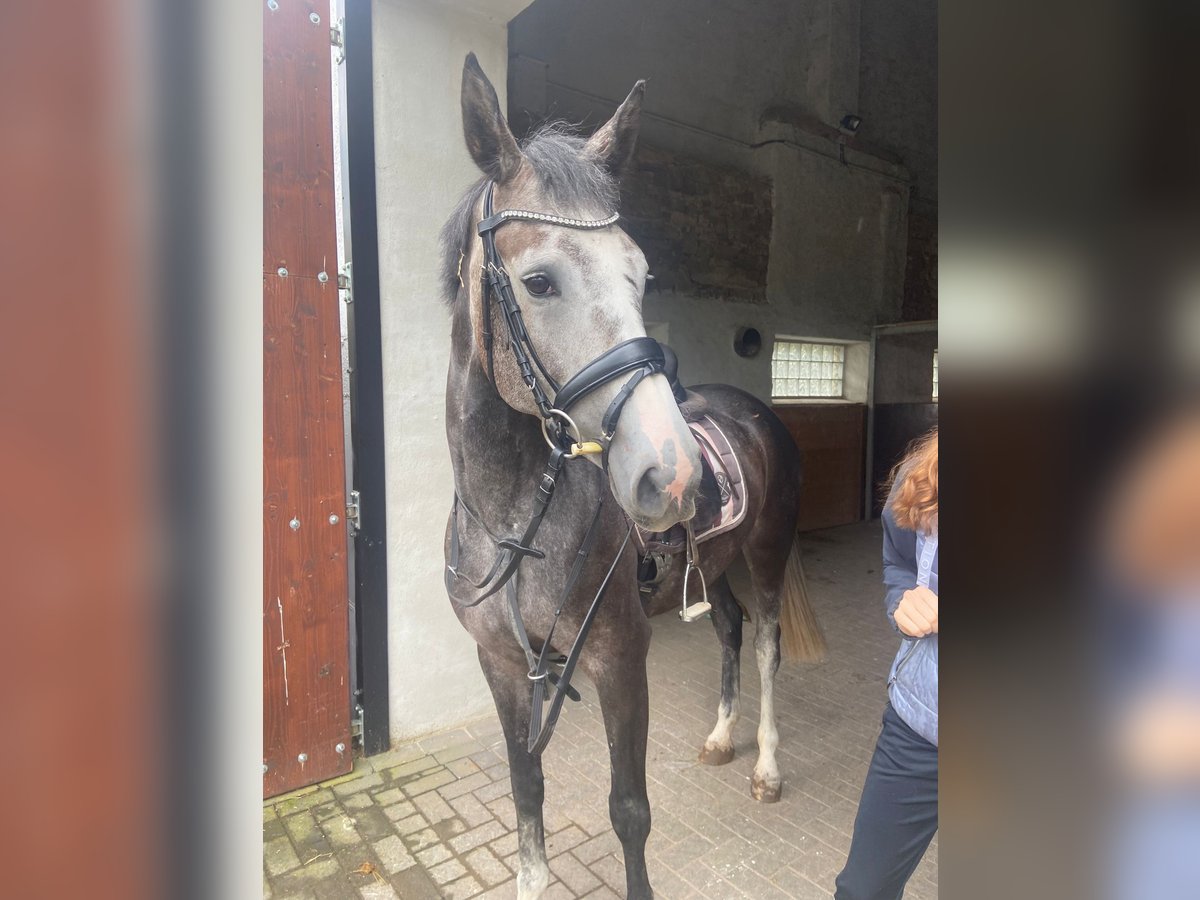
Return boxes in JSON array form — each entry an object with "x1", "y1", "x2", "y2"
[
  {"x1": 771, "y1": 340, "x2": 846, "y2": 399},
  {"x1": 932, "y1": 349, "x2": 939, "y2": 401}
]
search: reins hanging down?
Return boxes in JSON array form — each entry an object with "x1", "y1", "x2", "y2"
[{"x1": 445, "y1": 181, "x2": 667, "y2": 753}]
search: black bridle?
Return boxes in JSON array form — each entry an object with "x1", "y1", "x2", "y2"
[{"x1": 446, "y1": 181, "x2": 667, "y2": 753}]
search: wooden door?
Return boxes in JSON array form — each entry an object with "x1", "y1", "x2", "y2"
[
  {"x1": 772, "y1": 405, "x2": 867, "y2": 531},
  {"x1": 264, "y1": 0, "x2": 352, "y2": 797}
]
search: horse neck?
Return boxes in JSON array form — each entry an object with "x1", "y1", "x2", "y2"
[{"x1": 445, "y1": 304, "x2": 550, "y2": 533}]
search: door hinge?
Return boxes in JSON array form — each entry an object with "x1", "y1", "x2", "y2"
[
  {"x1": 330, "y1": 18, "x2": 345, "y2": 65},
  {"x1": 350, "y1": 703, "x2": 364, "y2": 745},
  {"x1": 338, "y1": 261, "x2": 352, "y2": 302},
  {"x1": 346, "y1": 490, "x2": 362, "y2": 532}
]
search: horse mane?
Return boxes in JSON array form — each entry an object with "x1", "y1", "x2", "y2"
[{"x1": 438, "y1": 122, "x2": 620, "y2": 304}]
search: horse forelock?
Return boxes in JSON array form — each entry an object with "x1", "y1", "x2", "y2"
[{"x1": 438, "y1": 123, "x2": 619, "y2": 305}]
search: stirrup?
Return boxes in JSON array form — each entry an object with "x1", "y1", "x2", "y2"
[{"x1": 679, "y1": 522, "x2": 711, "y2": 623}]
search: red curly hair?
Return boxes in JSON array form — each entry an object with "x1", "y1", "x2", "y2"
[{"x1": 887, "y1": 428, "x2": 938, "y2": 534}]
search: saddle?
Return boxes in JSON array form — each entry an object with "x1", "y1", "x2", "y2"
[{"x1": 633, "y1": 345, "x2": 747, "y2": 558}]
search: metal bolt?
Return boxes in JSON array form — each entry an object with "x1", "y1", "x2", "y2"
[
  {"x1": 309, "y1": 11, "x2": 320, "y2": 24},
  {"x1": 318, "y1": 271, "x2": 329, "y2": 283},
  {"x1": 297, "y1": 752, "x2": 308, "y2": 763},
  {"x1": 289, "y1": 517, "x2": 301, "y2": 531},
  {"x1": 277, "y1": 267, "x2": 288, "y2": 277},
  {"x1": 262, "y1": 762, "x2": 268, "y2": 774},
  {"x1": 267, "y1": 0, "x2": 277, "y2": 9},
  {"x1": 335, "y1": 742, "x2": 346, "y2": 754},
  {"x1": 329, "y1": 514, "x2": 340, "y2": 525}
]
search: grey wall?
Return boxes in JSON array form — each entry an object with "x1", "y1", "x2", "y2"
[
  {"x1": 874, "y1": 330, "x2": 938, "y2": 404},
  {"x1": 373, "y1": 0, "x2": 531, "y2": 743}
]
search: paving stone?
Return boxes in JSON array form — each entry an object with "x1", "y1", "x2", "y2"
[
  {"x1": 464, "y1": 845, "x2": 512, "y2": 888},
  {"x1": 353, "y1": 805, "x2": 394, "y2": 842},
  {"x1": 450, "y1": 819, "x2": 508, "y2": 854},
  {"x1": 488, "y1": 831, "x2": 518, "y2": 859},
  {"x1": 263, "y1": 818, "x2": 288, "y2": 843},
  {"x1": 392, "y1": 813, "x2": 429, "y2": 837},
  {"x1": 447, "y1": 756, "x2": 482, "y2": 779},
  {"x1": 388, "y1": 864, "x2": 443, "y2": 900},
  {"x1": 357, "y1": 881, "x2": 399, "y2": 900},
  {"x1": 449, "y1": 793, "x2": 495, "y2": 828},
  {"x1": 429, "y1": 857, "x2": 469, "y2": 885},
  {"x1": 415, "y1": 843, "x2": 452, "y2": 869},
  {"x1": 371, "y1": 787, "x2": 404, "y2": 807},
  {"x1": 485, "y1": 797, "x2": 518, "y2": 831},
  {"x1": 402, "y1": 768, "x2": 456, "y2": 797},
  {"x1": 574, "y1": 832, "x2": 622, "y2": 866},
  {"x1": 270, "y1": 856, "x2": 341, "y2": 894},
  {"x1": 383, "y1": 755, "x2": 439, "y2": 781},
  {"x1": 404, "y1": 826, "x2": 440, "y2": 853},
  {"x1": 474, "y1": 882, "x2": 518, "y2": 900},
  {"x1": 369, "y1": 834, "x2": 416, "y2": 875},
  {"x1": 264, "y1": 836, "x2": 302, "y2": 877},
  {"x1": 342, "y1": 792, "x2": 373, "y2": 811},
  {"x1": 381, "y1": 800, "x2": 416, "y2": 822},
  {"x1": 414, "y1": 789, "x2": 456, "y2": 824},
  {"x1": 332, "y1": 773, "x2": 383, "y2": 797},
  {"x1": 433, "y1": 738, "x2": 486, "y2": 765},
  {"x1": 311, "y1": 801, "x2": 343, "y2": 822},
  {"x1": 443, "y1": 873, "x2": 485, "y2": 898},
  {"x1": 545, "y1": 825, "x2": 587, "y2": 857},
  {"x1": 432, "y1": 816, "x2": 469, "y2": 842},
  {"x1": 548, "y1": 851, "x2": 601, "y2": 895},
  {"x1": 283, "y1": 812, "x2": 333, "y2": 860},
  {"x1": 318, "y1": 814, "x2": 362, "y2": 849},
  {"x1": 272, "y1": 787, "x2": 335, "y2": 818},
  {"x1": 589, "y1": 853, "x2": 627, "y2": 893}
]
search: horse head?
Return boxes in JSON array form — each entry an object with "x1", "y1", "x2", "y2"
[{"x1": 451, "y1": 54, "x2": 701, "y2": 532}]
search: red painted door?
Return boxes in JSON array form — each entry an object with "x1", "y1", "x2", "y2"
[{"x1": 263, "y1": 0, "x2": 352, "y2": 798}]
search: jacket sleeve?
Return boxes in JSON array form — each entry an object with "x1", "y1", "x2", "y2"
[{"x1": 881, "y1": 475, "x2": 920, "y2": 636}]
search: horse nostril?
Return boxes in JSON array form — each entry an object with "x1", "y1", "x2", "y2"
[{"x1": 635, "y1": 466, "x2": 671, "y2": 511}]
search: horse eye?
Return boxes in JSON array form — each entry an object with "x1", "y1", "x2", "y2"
[{"x1": 523, "y1": 274, "x2": 554, "y2": 296}]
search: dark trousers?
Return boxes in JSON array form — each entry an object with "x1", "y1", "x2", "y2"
[{"x1": 834, "y1": 702, "x2": 938, "y2": 900}]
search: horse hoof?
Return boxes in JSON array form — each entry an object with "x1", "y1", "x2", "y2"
[
  {"x1": 698, "y1": 743, "x2": 734, "y2": 766},
  {"x1": 751, "y1": 775, "x2": 782, "y2": 803}
]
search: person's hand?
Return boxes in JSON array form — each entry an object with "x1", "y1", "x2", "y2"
[{"x1": 894, "y1": 586, "x2": 938, "y2": 637}]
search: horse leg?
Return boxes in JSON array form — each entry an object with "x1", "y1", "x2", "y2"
[
  {"x1": 749, "y1": 605, "x2": 783, "y2": 802},
  {"x1": 477, "y1": 646, "x2": 550, "y2": 899},
  {"x1": 583, "y1": 616, "x2": 654, "y2": 900},
  {"x1": 698, "y1": 573, "x2": 742, "y2": 766}
]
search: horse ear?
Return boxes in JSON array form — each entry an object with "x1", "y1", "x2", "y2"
[
  {"x1": 585, "y1": 80, "x2": 645, "y2": 178},
  {"x1": 461, "y1": 53, "x2": 523, "y2": 183}
]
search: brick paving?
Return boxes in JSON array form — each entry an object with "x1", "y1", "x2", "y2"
[{"x1": 264, "y1": 521, "x2": 938, "y2": 898}]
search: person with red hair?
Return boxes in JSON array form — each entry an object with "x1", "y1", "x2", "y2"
[{"x1": 835, "y1": 429, "x2": 939, "y2": 900}]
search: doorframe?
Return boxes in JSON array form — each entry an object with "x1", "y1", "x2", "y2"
[
  {"x1": 344, "y1": 0, "x2": 391, "y2": 756},
  {"x1": 863, "y1": 319, "x2": 938, "y2": 519}
]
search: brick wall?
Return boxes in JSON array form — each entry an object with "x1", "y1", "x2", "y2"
[{"x1": 620, "y1": 145, "x2": 772, "y2": 305}]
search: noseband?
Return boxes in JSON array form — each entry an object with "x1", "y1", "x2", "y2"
[
  {"x1": 476, "y1": 181, "x2": 666, "y2": 449},
  {"x1": 446, "y1": 181, "x2": 670, "y2": 755}
]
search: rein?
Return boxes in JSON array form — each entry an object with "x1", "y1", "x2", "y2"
[{"x1": 446, "y1": 181, "x2": 663, "y2": 753}]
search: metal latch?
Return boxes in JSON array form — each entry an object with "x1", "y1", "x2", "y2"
[
  {"x1": 346, "y1": 490, "x2": 361, "y2": 532},
  {"x1": 330, "y1": 18, "x2": 345, "y2": 65}
]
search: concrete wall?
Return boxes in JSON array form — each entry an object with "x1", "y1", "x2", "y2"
[{"x1": 372, "y1": 0, "x2": 530, "y2": 743}]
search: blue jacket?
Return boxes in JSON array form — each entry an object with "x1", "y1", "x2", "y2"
[{"x1": 882, "y1": 491, "x2": 939, "y2": 746}]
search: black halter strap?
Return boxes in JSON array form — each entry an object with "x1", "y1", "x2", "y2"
[{"x1": 447, "y1": 181, "x2": 666, "y2": 753}]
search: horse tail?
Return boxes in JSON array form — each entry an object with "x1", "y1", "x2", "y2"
[{"x1": 779, "y1": 532, "x2": 826, "y2": 663}]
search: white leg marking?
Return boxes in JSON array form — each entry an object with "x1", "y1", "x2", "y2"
[
  {"x1": 516, "y1": 818, "x2": 550, "y2": 900},
  {"x1": 753, "y1": 634, "x2": 781, "y2": 789},
  {"x1": 704, "y1": 695, "x2": 740, "y2": 753}
]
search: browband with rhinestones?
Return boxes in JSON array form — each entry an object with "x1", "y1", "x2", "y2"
[{"x1": 477, "y1": 208, "x2": 620, "y2": 235}]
